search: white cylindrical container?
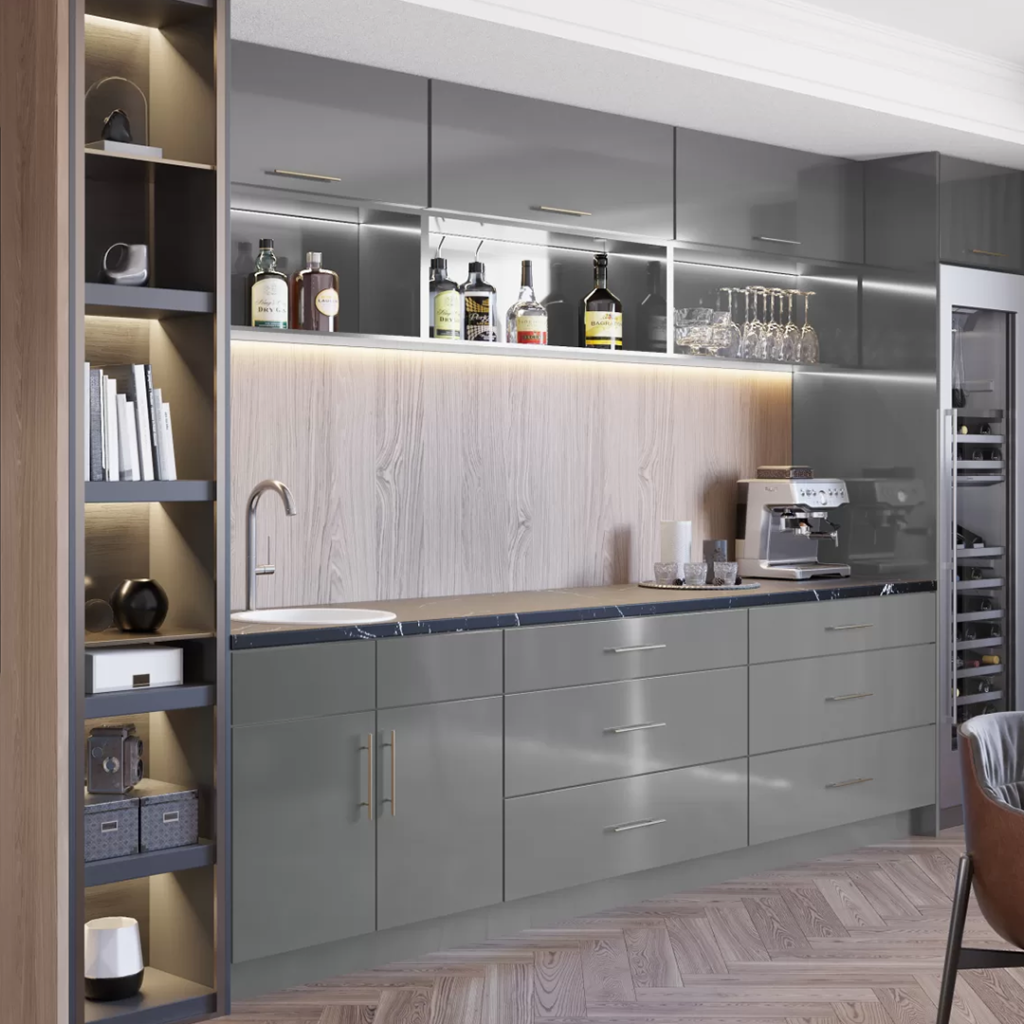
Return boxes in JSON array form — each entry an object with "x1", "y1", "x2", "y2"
[
  {"x1": 659, "y1": 520, "x2": 692, "y2": 567},
  {"x1": 84, "y1": 916, "x2": 144, "y2": 1002}
]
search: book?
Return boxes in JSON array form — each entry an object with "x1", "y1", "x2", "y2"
[
  {"x1": 159, "y1": 403, "x2": 177, "y2": 481},
  {"x1": 104, "y1": 375, "x2": 120, "y2": 482},
  {"x1": 125, "y1": 401, "x2": 141, "y2": 483},
  {"x1": 144, "y1": 365, "x2": 160, "y2": 479},
  {"x1": 89, "y1": 368, "x2": 103, "y2": 482},
  {"x1": 104, "y1": 364, "x2": 155, "y2": 481},
  {"x1": 115, "y1": 394, "x2": 134, "y2": 481}
]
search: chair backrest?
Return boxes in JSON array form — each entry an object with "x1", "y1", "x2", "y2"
[{"x1": 960, "y1": 712, "x2": 1024, "y2": 949}]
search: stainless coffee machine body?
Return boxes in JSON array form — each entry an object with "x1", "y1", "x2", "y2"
[{"x1": 736, "y1": 478, "x2": 852, "y2": 580}]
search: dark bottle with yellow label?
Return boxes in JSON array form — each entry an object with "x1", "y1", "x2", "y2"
[
  {"x1": 291, "y1": 251, "x2": 340, "y2": 332},
  {"x1": 580, "y1": 253, "x2": 622, "y2": 349},
  {"x1": 430, "y1": 256, "x2": 460, "y2": 339}
]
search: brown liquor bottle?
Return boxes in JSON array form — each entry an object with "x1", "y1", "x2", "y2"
[
  {"x1": 290, "y1": 251, "x2": 340, "y2": 332},
  {"x1": 579, "y1": 253, "x2": 623, "y2": 349}
]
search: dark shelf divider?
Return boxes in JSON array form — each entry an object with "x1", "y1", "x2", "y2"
[
  {"x1": 85, "y1": 840, "x2": 215, "y2": 888},
  {"x1": 84, "y1": 0, "x2": 213, "y2": 30},
  {"x1": 85, "y1": 283, "x2": 214, "y2": 319},
  {"x1": 85, "y1": 481, "x2": 215, "y2": 503},
  {"x1": 83, "y1": 968, "x2": 215, "y2": 1024},
  {"x1": 84, "y1": 682, "x2": 215, "y2": 718}
]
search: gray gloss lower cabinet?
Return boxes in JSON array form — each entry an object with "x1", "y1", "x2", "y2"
[
  {"x1": 232, "y1": 711, "x2": 375, "y2": 962},
  {"x1": 376, "y1": 698, "x2": 503, "y2": 931},
  {"x1": 505, "y1": 759, "x2": 749, "y2": 901}
]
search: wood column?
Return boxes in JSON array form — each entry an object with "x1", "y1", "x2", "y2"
[{"x1": 0, "y1": 0, "x2": 73, "y2": 1020}]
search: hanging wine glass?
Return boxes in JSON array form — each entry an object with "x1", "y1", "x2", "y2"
[
  {"x1": 740, "y1": 287, "x2": 761, "y2": 360},
  {"x1": 796, "y1": 291, "x2": 820, "y2": 364},
  {"x1": 752, "y1": 288, "x2": 772, "y2": 362},
  {"x1": 780, "y1": 289, "x2": 801, "y2": 363},
  {"x1": 767, "y1": 288, "x2": 788, "y2": 361}
]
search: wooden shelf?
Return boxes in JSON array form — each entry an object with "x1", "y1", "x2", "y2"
[
  {"x1": 84, "y1": 682, "x2": 214, "y2": 718},
  {"x1": 84, "y1": 968, "x2": 214, "y2": 1024},
  {"x1": 85, "y1": 626, "x2": 214, "y2": 649},
  {"x1": 86, "y1": 481, "x2": 215, "y2": 503},
  {"x1": 85, "y1": 0, "x2": 213, "y2": 29},
  {"x1": 956, "y1": 546, "x2": 1005, "y2": 559},
  {"x1": 85, "y1": 839, "x2": 214, "y2": 887},
  {"x1": 85, "y1": 283, "x2": 214, "y2": 319},
  {"x1": 956, "y1": 577, "x2": 1004, "y2": 591},
  {"x1": 85, "y1": 149, "x2": 214, "y2": 172},
  {"x1": 957, "y1": 690, "x2": 1004, "y2": 707}
]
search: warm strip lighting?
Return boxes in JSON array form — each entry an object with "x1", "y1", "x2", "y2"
[
  {"x1": 798, "y1": 369, "x2": 936, "y2": 386},
  {"x1": 85, "y1": 13, "x2": 152, "y2": 31},
  {"x1": 232, "y1": 208, "x2": 421, "y2": 234}
]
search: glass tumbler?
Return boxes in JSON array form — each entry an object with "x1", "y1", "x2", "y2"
[
  {"x1": 683, "y1": 562, "x2": 708, "y2": 586},
  {"x1": 653, "y1": 562, "x2": 678, "y2": 585},
  {"x1": 714, "y1": 561, "x2": 739, "y2": 586}
]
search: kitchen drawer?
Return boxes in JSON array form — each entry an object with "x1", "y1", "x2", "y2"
[
  {"x1": 505, "y1": 758, "x2": 748, "y2": 901},
  {"x1": 505, "y1": 667, "x2": 747, "y2": 796},
  {"x1": 504, "y1": 610, "x2": 746, "y2": 693},
  {"x1": 232, "y1": 641, "x2": 375, "y2": 724},
  {"x1": 749, "y1": 593, "x2": 935, "y2": 664},
  {"x1": 749, "y1": 726, "x2": 935, "y2": 846},
  {"x1": 750, "y1": 645, "x2": 936, "y2": 755},
  {"x1": 377, "y1": 630, "x2": 502, "y2": 707}
]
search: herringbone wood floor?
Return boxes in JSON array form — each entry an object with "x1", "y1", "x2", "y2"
[{"x1": 225, "y1": 829, "x2": 1024, "y2": 1024}]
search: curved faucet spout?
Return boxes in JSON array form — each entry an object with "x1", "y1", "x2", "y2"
[{"x1": 246, "y1": 479, "x2": 298, "y2": 611}]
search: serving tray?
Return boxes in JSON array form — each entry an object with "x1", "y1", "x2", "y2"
[{"x1": 639, "y1": 581, "x2": 761, "y2": 591}]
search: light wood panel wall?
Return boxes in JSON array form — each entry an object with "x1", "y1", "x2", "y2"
[
  {"x1": 231, "y1": 344, "x2": 791, "y2": 608},
  {"x1": 0, "y1": 0, "x2": 71, "y2": 1021}
]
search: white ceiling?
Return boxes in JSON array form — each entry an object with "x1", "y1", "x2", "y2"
[
  {"x1": 232, "y1": 0, "x2": 1024, "y2": 167},
  {"x1": 796, "y1": 0, "x2": 1024, "y2": 66}
]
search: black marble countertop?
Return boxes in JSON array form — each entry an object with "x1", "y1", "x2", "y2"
[{"x1": 230, "y1": 576, "x2": 936, "y2": 650}]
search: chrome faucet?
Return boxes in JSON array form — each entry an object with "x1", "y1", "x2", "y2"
[{"x1": 246, "y1": 479, "x2": 297, "y2": 611}]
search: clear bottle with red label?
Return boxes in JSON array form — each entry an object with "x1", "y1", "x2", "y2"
[
  {"x1": 505, "y1": 260, "x2": 548, "y2": 344},
  {"x1": 291, "y1": 251, "x2": 339, "y2": 332}
]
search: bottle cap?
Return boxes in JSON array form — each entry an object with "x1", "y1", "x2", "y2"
[
  {"x1": 594, "y1": 253, "x2": 609, "y2": 267},
  {"x1": 259, "y1": 238, "x2": 274, "y2": 248},
  {"x1": 469, "y1": 261, "x2": 485, "y2": 273},
  {"x1": 430, "y1": 257, "x2": 448, "y2": 272},
  {"x1": 306, "y1": 251, "x2": 323, "y2": 265}
]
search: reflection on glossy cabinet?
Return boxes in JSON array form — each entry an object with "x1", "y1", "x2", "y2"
[
  {"x1": 231, "y1": 42, "x2": 428, "y2": 206},
  {"x1": 232, "y1": 710, "x2": 376, "y2": 962},
  {"x1": 675, "y1": 127, "x2": 864, "y2": 263},
  {"x1": 431, "y1": 81, "x2": 674, "y2": 237},
  {"x1": 940, "y1": 156, "x2": 1024, "y2": 272},
  {"x1": 376, "y1": 698, "x2": 503, "y2": 931}
]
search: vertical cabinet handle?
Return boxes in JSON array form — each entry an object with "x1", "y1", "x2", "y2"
[
  {"x1": 358, "y1": 732, "x2": 374, "y2": 821},
  {"x1": 381, "y1": 730, "x2": 397, "y2": 816}
]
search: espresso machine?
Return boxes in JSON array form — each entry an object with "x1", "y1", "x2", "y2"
[{"x1": 736, "y1": 467, "x2": 851, "y2": 580}]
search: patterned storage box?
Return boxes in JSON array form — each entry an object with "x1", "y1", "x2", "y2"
[
  {"x1": 136, "y1": 779, "x2": 199, "y2": 852},
  {"x1": 84, "y1": 791, "x2": 139, "y2": 862}
]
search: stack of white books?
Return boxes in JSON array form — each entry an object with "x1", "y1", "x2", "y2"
[{"x1": 84, "y1": 363, "x2": 177, "y2": 482}]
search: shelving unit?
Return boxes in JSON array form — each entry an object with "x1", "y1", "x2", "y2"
[
  {"x1": 956, "y1": 577, "x2": 1004, "y2": 590},
  {"x1": 957, "y1": 689, "x2": 1004, "y2": 707},
  {"x1": 74, "y1": 0, "x2": 227, "y2": 1021},
  {"x1": 957, "y1": 545, "x2": 1005, "y2": 558}
]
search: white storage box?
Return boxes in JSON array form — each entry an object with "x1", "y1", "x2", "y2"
[{"x1": 85, "y1": 646, "x2": 183, "y2": 694}]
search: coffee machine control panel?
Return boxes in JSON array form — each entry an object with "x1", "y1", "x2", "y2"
[{"x1": 758, "y1": 480, "x2": 849, "y2": 508}]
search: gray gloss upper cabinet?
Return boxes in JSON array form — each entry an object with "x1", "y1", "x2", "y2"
[
  {"x1": 675, "y1": 127, "x2": 864, "y2": 263},
  {"x1": 431, "y1": 82, "x2": 674, "y2": 238},
  {"x1": 376, "y1": 698, "x2": 503, "y2": 931},
  {"x1": 231, "y1": 42, "x2": 428, "y2": 206},
  {"x1": 940, "y1": 156, "x2": 1024, "y2": 272}
]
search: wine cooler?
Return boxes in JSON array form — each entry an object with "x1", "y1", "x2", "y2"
[{"x1": 939, "y1": 266, "x2": 1024, "y2": 819}]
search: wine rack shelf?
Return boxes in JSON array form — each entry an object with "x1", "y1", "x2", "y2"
[
  {"x1": 956, "y1": 664, "x2": 1003, "y2": 680},
  {"x1": 955, "y1": 637, "x2": 1003, "y2": 652},
  {"x1": 957, "y1": 609, "x2": 1003, "y2": 624},
  {"x1": 956, "y1": 546, "x2": 1005, "y2": 558},
  {"x1": 956, "y1": 577, "x2": 1004, "y2": 591},
  {"x1": 957, "y1": 689, "x2": 1004, "y2": 707}
]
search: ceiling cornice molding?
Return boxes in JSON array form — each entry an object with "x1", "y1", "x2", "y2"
[{"x1": 398, "y1": 0, "x2": 1024, "y2": 140}]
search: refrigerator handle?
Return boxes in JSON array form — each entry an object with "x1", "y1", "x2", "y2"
[{"x1": 942, "y1": 408, "x2": 958, "y2": 730}]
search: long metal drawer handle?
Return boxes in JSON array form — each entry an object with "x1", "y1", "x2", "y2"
[
  {"x1": 606, "y1": 722, "x2": 667, "y2": 734},
  {"x1": 358, "y1": 732, "x2": 373, "y2": 821},
  {"x1": 380, "y1": 730, "x2": 397, "y2": 816},
  {"x1": 825, "y1": 692, "x2": 874, "y2": 702},
  {"x1": 971, "y1": 249, "x2": 1009, "y2": 258},
  {"x1": 825, "y1": 623, "x2": 874, "y2": 632},
  {"x1": 269, "y1": 169, "x2": 342, "y2": 183},
  {"x1": 755, "y1": 236, "x2": 801, "y2": 245},
  {"x1": 825, "y1": 777, "x2": 873, "y2": 789},
  {"x1": 536, "y1": 205, "x2": 592, "y2": 217},
  {"x1": 610, "y1": 817, "x2": 667, "y2": 833},
  {"x1": 607, "y1": 643, "x2": 668, "y2": 654}
]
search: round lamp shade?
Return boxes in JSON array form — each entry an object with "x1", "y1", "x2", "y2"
[{"x1": 84, "y1": 916, "x2": 143, "y2": 1001}]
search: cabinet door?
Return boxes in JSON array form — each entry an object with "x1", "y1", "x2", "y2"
[
  {"x1": 676, "y1": 127, "x2": 864, "y2": 262},
  {"x1": 377, "y1": 698, "x2": 503, "y2": 931},
  {"x1": 231, "y1": 42, "x2": 428, "y2": 206},
  {"x1": 940, "y1": 156, "x2": 1024, "y2": 272},
  {"x1": 232, "y1": 711, "x2": 375, "y2": 962},
  {"x1": 431, "y1": 82, "x2": 674, "y2": 238}
]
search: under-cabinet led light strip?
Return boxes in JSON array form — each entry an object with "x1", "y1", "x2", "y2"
[{"x1": 231, "y1": 208, "x2": 422, "y2": 234}]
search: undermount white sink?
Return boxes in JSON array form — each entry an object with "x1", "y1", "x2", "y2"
[{"x1": 232, "y1": 607, "x2": 398, "y2": 626}]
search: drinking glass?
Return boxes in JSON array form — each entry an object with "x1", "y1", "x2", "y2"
[
  {"x1": 766, "y1": 288, "x2": 787, "y2": 361},
  {"x1": 779, "y1": 289, "x2": 801, "y2": 363},
  {"x1": 653, "y1": 562, "x2": 678, "y2": 585},
  {"x1": 683, "y1": 562, "x2": 707, "y2": 586},
  {"x1": 739, "y1": 287, "x2": 761, "y2": 360},
  {"x1": 677, "y1": 307, "x2": 713, "y2": 354},
  {"x1": 714, "y1": 561, "x2": 739, "y2": 586},
  {"x1": 711, "y1": 288, "x2": 741, "y2": 357},
  {"x1": 796, "y1": 291, "x2": 820, "y2": 364},
  {"x1": 751, "y1": 287, "x2": 772, "y2": 361}
]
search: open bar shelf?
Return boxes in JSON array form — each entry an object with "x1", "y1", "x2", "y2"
[
  {"x1": 85, "y1": 840, "x2": 215, "y2": 888},
  {"x1": 85, "y1": 626, "x2": 215, "y2": 649},
  {"x1": 85, "y1": 149, "x2": 214, "y2": 173},
  {"x1": 85, "y1": 481, "x2": 215, "y2": 503},
  {"x1": 84, "y1": 682, "x2": 215, "y2": 718},
  {"x1": 83, "y1": 968, "x2": 215, "y2": 1024},
  {"x1": 84, "y1": 0, "x2": 213, "y2": 29},
  {"x1": 85, "y1": 284, "x2": 215, "y2": 319}
]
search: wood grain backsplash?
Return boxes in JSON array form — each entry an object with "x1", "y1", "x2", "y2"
[{"x1": 230, "y1": 343, "x2": 792, "y2": 609}]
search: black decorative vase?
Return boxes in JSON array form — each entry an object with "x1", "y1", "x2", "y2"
[{"x1": 111, "y1": 579, "x2": 169, "y2": 632}]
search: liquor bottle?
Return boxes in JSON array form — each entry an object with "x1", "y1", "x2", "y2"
[
  {"x1": 637, "y1": 260, "x2": 667, "y2": 352},
  {"x1": 429, "y1": 256, "x2": 460, "y2": 339},
  {"x1": 958, "y1": 623, "x2": 978, "y2": 642},
  {"x1": 580, "y1": 253, "x2": 622, "y2": 349},
  {"x1": 505, "y1": 260, "x2": 548, "y2": 345},
  {"x1": 249, "y1": 238, "x2": 289, "y2": 329},
  {"x1": 958, "y1": 595, "x2": 994, "y2": 613},
  {"x1": 290, "y1": 252, "x2": 339, "y2": 332},
  {"x1": 461, "y1": 260, "x2": 500, "y2": 343}
]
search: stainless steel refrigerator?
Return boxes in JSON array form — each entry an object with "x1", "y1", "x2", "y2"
[{"x1": 937, "y1": 265, "x2": 1024, "y2": 820}]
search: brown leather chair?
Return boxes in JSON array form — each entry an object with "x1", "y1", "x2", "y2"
[{"x1": 937, "y1": 712, "x2": 1024, "y2": 1024}]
